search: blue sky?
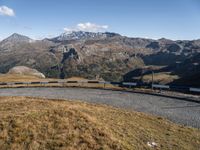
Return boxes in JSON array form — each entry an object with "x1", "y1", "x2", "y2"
[{"x1": 0, "y1": 0, "x2": 200, "y2": 40}]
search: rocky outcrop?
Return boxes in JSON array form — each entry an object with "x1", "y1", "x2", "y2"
[{"x1": 8, "y1": 66, "x2": 45, "y2": 78}]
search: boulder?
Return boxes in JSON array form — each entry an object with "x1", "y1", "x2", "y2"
[{"x1": 8, "y1": 66, "x2": 45, "y2": 78}]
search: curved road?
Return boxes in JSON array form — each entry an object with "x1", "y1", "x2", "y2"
[{"x1": 0, "y1": 88, "x2": 199, "y2": 128}]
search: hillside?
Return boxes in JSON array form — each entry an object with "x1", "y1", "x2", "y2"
[
  {"x1": 123, "y1": 53, "x2": 200, "y2": 87},
  {"x1": 0, "y1": 32, "x2": 200, "y2": 85},
  {"x1": 0, "y1": 97, "x2": 199, "y2": 149}
]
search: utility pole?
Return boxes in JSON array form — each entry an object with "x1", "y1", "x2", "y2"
[
  {"x1": 193, "y1": 63, "x2": 198, "y2": 73},
  {"x1": 151, "y1": 70, "x2": 154, "y2": 90}
]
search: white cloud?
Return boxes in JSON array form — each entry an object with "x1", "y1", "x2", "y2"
[
  {"x1": 0, "y1": 6, "x2": 15, "y2": 16},
  {"x1": 64, "y1": 22, "x2": 109, "y2": 33},
  {"x1": 63, "y1": 27, "x2": 74, "y2": 32},
  {"x1": 77, "y1": 22, "x2": 108, "y2": 32}
]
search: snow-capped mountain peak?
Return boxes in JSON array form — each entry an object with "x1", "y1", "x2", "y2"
[{"x1": 52, "y1": 31, "x2": 120, "y2": 42}]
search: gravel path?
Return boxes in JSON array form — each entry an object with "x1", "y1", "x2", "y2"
[{"x1": 0, "y1": 87, "x2": 199, "y2": 128}]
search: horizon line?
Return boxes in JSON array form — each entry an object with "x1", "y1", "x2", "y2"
[{"x1": 0, "y1": 31, "x2": 200, "y2": 41}]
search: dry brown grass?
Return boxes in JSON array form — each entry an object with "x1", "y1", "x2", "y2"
[
  {"x1": 0, "y1": 74, "x2": 88, "y2": 83},
  {"x1": 0, "y1": 74, "x2": 42, "y2": 82},
  {"x1": 0, "y1": 74, "x2": 60, "y2": 83},
  {"x1": 0, "y1": 97, "x2": 199, "y2": 150},
  {"x1": 142, "y1": 72, "x2": 179, "y2": 84},
  {"x1": 66, "y1": 77, "x2": 88, "y2": 81}
]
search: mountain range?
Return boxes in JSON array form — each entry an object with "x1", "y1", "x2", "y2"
[{"x1": 0, "y1": 32, "x2": 200, "y2": 87}]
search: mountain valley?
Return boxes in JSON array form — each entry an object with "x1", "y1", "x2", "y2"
[{"x1": 0, "y1": 32, "x2": 199, "y2": 87}]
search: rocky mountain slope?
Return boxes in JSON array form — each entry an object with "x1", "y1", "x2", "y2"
[
  {"x1": 0, "y1": 31, "x2": 199, "y2": 86},
  {"x1": 0, "y1": 33, "x2": 34, "y2": 51}
]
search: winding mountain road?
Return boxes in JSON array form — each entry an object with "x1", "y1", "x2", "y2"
[{"x1": 0, "y1": 87, "x2": 199, "y2": 128}]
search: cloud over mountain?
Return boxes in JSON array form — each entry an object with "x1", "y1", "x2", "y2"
[
  {"x1": 64, "y1": 22, "x2": 108, "y2": 33},
  {"x1": 0, "y1": 6, "x2": 15, "y2": 16}
]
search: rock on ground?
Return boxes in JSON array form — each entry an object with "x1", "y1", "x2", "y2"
[{"x1": 8, "y1": 66, "x2": 45, "y2": 78}]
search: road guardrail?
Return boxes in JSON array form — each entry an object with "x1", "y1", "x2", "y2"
[
  {"x1": 152, "y1": 84, "x2": 170, "y2": 89},
  {"x1": 0, "y1": 80, "x2": 199, "y2": 94},
  {"x1": 190, "y1": 88, "x2": 200, "y2": 93}
]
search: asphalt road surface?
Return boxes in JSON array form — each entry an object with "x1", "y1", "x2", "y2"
[{"x1": 0, "y1": 87, "x2": 199, "y2": 128}]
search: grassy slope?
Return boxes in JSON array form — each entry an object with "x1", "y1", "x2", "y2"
[
  {"x1": 0, "y1": 74, "x2": 88, "y2": 82},
  {"x1": 0, "y1": 74, "x2": 45, "y2": 82},
  {"x1": 0, "y1": 97, "x2": 199, "y2": 150},
  {"x1": 142, "y1": 72, "x2": 179, "y2": 84}
]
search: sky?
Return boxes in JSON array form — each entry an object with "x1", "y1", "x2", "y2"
[{"x1": 0, "y1": 0, "x2": 200, "y2": 40}]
